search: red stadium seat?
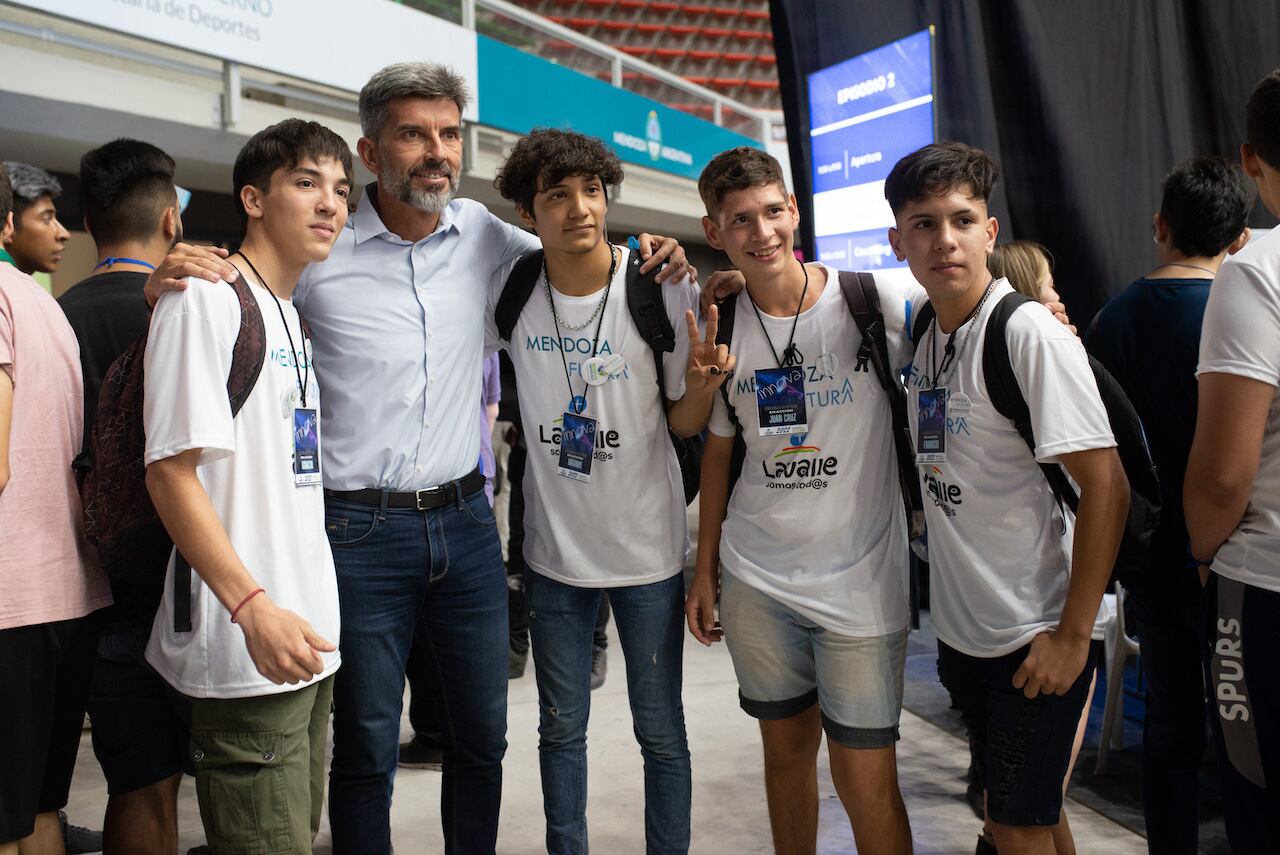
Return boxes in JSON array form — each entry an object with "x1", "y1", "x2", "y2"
[
  {"x1": 701, "y1": 26, "x2": 732, "y2": 38},
  {"x1": 710, "y1": 77, "x2": 746, "y2": 89},
  {"x1": 687, "y1": 49, "x2": 720, "y2": 60},
  {"x1": 746, "y1": 79, "x2": 779, "y2": 90},
  {"x1": 650, "y1": 1, "x2": 679, "y2": 11},
  {"x1": 681, "y1": 4, "x2": 711, "y2": 14},
  {"x1": 669, "y1": 24, "x2": 699, "y2": 35},
  {"x1": 734, "y1": 29, "x2": 769, "y2": 40},
  {"x1": 653, "y1": 46, "x2": 687, "y2": 58},
  {"x1": 710, "y1": 7, "x2": 740, "y2": 18},
  {"x1": 618, "y1": 45, "x2": 652, "y2": 57},
  {"x1": 722, "y1": 52, "x2": 754, "y2": 63},
  {"x1": 741, "y1": 8, "x2": 770, "y2": 20},
  {"x1": 634, "y1": 22, "x2": 665, "y2": 33},
  {"x1": 754, "y1": 53, "x2": 777, "y2": 65}
]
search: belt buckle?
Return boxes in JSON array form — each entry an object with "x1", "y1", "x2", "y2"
[{"x1": 415, "y1": 487, "x2": 440, "y2": 511}]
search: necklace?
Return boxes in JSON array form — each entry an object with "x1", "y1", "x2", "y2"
[
  {"x1": 928, "y1": 279, "x2": 996, "y2": 389},
  {"x1": 1148, "y1": 262, "x2": 1217, "y2": 278},
  {"x1": 544, "y1": 246, "x2": 618, "y2": 331},
  {"x1": 545, "y1": 247, "x2": 619, "y2": 414},
  {"x1": 747, "y1": 261, "x2": 809, "y2": 368}
]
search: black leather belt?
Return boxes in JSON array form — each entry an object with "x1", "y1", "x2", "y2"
[{"x1": 325, "y1": 467, "x2": 486, "y2": 511}]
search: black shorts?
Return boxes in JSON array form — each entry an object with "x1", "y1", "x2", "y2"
[
  {"x1": 87, "y1": 626, "x2": 194, "y2": 795},
  {"x1": 0, "y1": 615, "x2": 98, "y2": 844},
  {"x1": 937, "y1": 637, "x2": 1099, "y2": 827},
  {"x1": 1205, "y1": 573, "x2": 1280, "y2": 852}
]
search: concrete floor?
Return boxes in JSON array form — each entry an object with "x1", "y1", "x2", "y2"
[{"x1": 63, "y1": 615, "x2": 1147, "y2": 854}]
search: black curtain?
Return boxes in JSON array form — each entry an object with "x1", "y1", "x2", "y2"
[{"x1": 770, "y1": 0, "x2": 1280, "y2": 324}]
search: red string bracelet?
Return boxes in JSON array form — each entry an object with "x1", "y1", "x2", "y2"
[{"x1": 230, "y1": 588, "x2": 266, "y2": 624}]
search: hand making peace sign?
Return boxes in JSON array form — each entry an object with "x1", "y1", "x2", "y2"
[{"x1": 683, "y1": 304, "x2": 736, "y2": 394}]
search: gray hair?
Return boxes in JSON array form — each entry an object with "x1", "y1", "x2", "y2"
[
  {"x1": 2, "y1": 161, "x2": 61, "y2": 214},
  {"x1": 359, "y1": 63, "x2": 471, "y2": 140}
]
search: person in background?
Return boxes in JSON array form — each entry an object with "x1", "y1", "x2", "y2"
[
  {"x1": 58, "y1": 138, "x2": 191, "y2": 855},
  {"x1": 1, "y1": 161, "x2": 70, "y2": 277},
  {"x1": 0, "y1": 160, "x2": 113, "y2": 855},
  {"x1": 989, "y1": 241, "x2": 1076, "y2": 334},
  {"x1": 1089, "y1": 154, "x2": 1254, "y2": 855}
]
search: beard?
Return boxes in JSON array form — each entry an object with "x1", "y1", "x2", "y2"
[{"x1": 381, "y1": 156, "x2": 461, "y2": 214}]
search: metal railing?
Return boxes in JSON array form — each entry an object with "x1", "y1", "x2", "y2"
[{"x1": 467, "y1": 0, "x2": 772, "y2": 143}]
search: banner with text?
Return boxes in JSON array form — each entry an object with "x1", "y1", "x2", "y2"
[
  {"x1": 12, "y1": 0, "x2": 478, "y2": 118},
  {"x1": 807, "y1": 28, "x2": 934, "y2": 272},
  {"x1": 477, "y1": 35, "x2": 759, "y2": 182}
]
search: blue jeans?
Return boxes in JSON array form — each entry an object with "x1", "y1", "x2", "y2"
[
  {"x1": 525, "y1": 570, "x2": 691, "y2": 855},
  {"x1": 325, "y1": 488, "x2": 508, "y2": 854}
]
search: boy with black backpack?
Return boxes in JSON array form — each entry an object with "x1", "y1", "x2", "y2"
[
  {"x1": 685, "y1": 147, "x2": 921, "y2": 855},
  {"x1": 485, "y1": 128, "x2": 728, "y2": 855},
  {"x1": 141, "y1": 120, "x2": 351, "y2": 854},
  {"x1": 890, "y1": 142, "x2": 1129, "y2": 855}
]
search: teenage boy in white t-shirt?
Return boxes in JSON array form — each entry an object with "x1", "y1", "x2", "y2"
[
  {"x1": 484, "y1": 128, "x2": 730, "y2": 855},
  {"x1": 1185, "y1": 67, "x2": 1280, "y2": 850},
  {"x1": 889, "y1": 141, "x2": 1129, "y2": 855},
  {"x1": 687, "y1": 146, "x2": 921, "y2": 855},
  {"x1": 143, "y1": 119, "x2": 350, "y2": 854}
]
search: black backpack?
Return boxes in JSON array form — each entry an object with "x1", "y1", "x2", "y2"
[
  {"x1": 715, "y1": 270, "x2": 924, "y2": 534},
  {"x1": 912, "y1": 292, "x2": 1160, "y2": 587},
  {"x1": 494, "y1": 248, "x2": 704, "y2": 504},
  {"x1": 82, "y1": 275, "x2": 269, "y2": 632}
]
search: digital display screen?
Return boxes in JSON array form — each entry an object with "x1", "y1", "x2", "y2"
[{"x1": 807, "y1": 29, "x2": 936, "y2": 275}]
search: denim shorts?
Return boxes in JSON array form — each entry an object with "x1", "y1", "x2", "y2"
[
  {"x1": 719, "y1": 570, "x2": 907, "y2": 748},
  {"x1": 937, "y1": 638, "x2": 1100, "y2": 826}
]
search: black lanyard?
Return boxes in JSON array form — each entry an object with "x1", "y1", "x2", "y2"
[
  {"x1": 747, "y1": 261, "x2": 809, "y2": 368},
  {"x1": 544, "y1": 247, "x2": 618, "y2": 414},
  {"x1": 236, "y1": 251, "x2": 309, "y2": 408},
  {"x1": 928, "y1": 279, "x2": 995, "y2": 389}
]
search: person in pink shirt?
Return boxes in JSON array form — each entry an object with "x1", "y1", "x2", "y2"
[{"x1": 0, "y1": 162, "x2": 112, "y2": 854}]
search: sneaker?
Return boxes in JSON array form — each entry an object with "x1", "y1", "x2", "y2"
[
  {"x1": 509, "y1": 643, "x2": 528, "y2": 679},
  {"x1": 590, "y1": 645, "x2": 607, "y2": 690},
  {"x1": 398, "y1": 734, "x2": 444, "y2": 770},
  {"x1": 59, "y1": 810, "x2": 103, "y2": 855}
]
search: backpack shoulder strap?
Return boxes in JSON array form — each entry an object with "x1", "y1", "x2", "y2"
[
  {"x1": 714, "y1": 293, "x2": 742, "y2": 433},
  {"x1": 838, "y1": 270, "x2": 891, "y2": 389},
  {"x1": 494, "y1": 251, "x2": 545, "y2": 344},
  {"x1": 176, "y1": 274, "x2": 267, "y2": 633},
  {"x1": 838, "y1": 271, "x2": 924, "y2": 519},
  {"x1": 911, "y1": 299, "x2": 935, "y2": 345},
  {"x1": 625, "y1": 248, "x2": 677, "y2": 404},
  {"x1": 982, "y1": 291, "x2": 1079, "y2": 512},
  {"x1": 226, "y1": 274, "x2": 268, "y2": 418}
]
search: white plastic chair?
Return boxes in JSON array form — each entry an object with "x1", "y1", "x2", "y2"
[{"x1": 1096, "y1": 584, "x2": 1141, "y2": 774}]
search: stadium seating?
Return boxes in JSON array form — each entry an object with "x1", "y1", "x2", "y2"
[{"x1": 513, "y1": 0, "x2": 780, "y2": 111}]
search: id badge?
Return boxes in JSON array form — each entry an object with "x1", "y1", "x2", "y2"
[
  {"x1": 916, "y1": 388, "x2": 947, "y2": 463},
  {"x1": 293, "y1": 408, "x2": 322, "y2": 486},
  {"x1": 754, "y1": 367, "x2": 808, "y2": 436},
  {"x1": 557, "y1": 411, "x2": 597, "y2": 483}
]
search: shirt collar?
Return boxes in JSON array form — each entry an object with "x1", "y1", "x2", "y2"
[
  {"x1": 352, "y1": 182, "x2": 463, "y2": 245},
  {"x1": 0, "y1": 247, "x2": 15, "y2": 267}
]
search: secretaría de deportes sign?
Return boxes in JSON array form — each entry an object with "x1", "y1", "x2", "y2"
[
  {"x1": 478, "y1": 35, "x2": 760, "y2": 182},
  {"x1": 12, "y1": 0, "x2": 478, "y2": 118}
]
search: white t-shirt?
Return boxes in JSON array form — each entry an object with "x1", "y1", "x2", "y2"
[
  {"x1": 144, "y1": 277, "x2": 341, "y2": 698},
  {"x1": 707, "y1": 264, "x2": 924, "y2": 637},
  {"x1": 486, "y1": 246, "x2": 695, "y2": 587},
  {"x1": 1197, "y1": 228, "x2": 1280, "y2": 593},
  {"x1": 907, "y1": 280, "x2": 1114, "y2": 657}
]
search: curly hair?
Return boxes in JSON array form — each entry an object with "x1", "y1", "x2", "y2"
[{"x1": 493, "y1": 128, "x2": 623, "y2": 217}]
